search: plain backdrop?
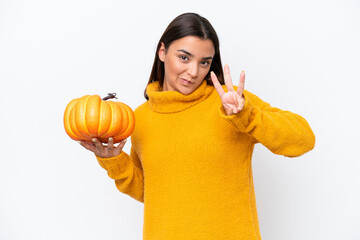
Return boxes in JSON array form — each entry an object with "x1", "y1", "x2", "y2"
[{"x1": 1, "y1": 0, "x2": 359, "y2": 239}]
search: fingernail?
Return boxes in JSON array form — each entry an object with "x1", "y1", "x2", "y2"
[
  {"x1": 109, "y1": 137, "x2": 113, "y2": 141},
  {"x1": 92, "y1": 138, "x2": 96, "y2": 142},
  {"x1": 77, "y1": 141, "x2": 82, "y2": 144}
]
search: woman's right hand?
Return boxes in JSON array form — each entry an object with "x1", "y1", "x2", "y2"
[{"x1": 79, "y1": 137, "x2": 127, "y2": 158}]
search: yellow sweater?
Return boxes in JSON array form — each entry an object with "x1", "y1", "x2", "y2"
[{"x1": 96, "y1": 79, "x2": 315, "y2": 239}]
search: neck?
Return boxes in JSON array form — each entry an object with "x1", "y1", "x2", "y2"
[{"x1": 145, "y1": 80, "x2": 214, "y2": 113}]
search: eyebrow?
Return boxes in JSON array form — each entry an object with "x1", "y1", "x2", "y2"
[{"x1": 177, "y1": 49, "x2": 213, "y2": 60}]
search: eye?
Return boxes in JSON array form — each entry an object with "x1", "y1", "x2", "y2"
[
  {"x1": 179, "y1": 55, "x2": 189, "y2": 61},
  {"x1": 201, "y1": 61, "x2": 210, "y2": 67}
]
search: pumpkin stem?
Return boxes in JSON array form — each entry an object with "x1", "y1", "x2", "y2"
[{"x1": 102, "y1": 93, "x2": 118, "y2": 101}]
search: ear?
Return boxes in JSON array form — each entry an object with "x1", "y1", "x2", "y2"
[{"x1": 158, "y1": 42, "x2": 166, "y2": 62}]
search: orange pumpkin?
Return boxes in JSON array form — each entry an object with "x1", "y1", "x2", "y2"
[{"x1": 63, "y1": 93, "x2": 135, "y2": 143}]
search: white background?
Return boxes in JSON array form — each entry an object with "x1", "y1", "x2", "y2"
[{"x1": 1, "y1": 0, "x2": 359, "y2": 239}]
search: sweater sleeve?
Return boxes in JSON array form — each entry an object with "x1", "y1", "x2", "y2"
[
  {"x1": 96, "y1": 144, "x2": 144, "y2": 203},
  {"x1": 218, "y1": 89, "x2": 316, "y2": 157}
]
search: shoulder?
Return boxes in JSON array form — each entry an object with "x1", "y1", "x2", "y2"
[
  {"x1": 130, "y1": 101, "x2": 148, "y2": 140},
  {"x1": 133, "y1": 101, "x2": 149, "y2": 118},
  {"x1": 134, "y1": 100, "x2": 148, "y2": 112}
]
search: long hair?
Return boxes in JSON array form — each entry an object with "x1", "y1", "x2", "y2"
[{"x1": 144, "y1": 12, "x2": 225, "y2": 100}]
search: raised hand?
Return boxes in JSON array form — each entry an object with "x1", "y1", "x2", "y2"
[
  {"x1": 210, "y1": 64, "x2": 246, "y2": 116},
  {"x1": 79, "y1": 137, "x2": 127, "y2": 158}
]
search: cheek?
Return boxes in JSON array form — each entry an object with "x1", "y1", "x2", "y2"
[
  {"x1": 166, "y1": 58, "x2": 185, "y2": 76},
  {"x1": 199, "y1": 68, "x2": 210, "y2": 79}
]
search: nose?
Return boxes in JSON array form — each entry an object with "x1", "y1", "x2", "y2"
[{"x1": 187, "y1": 62, "x2": 199, "y2": 79}]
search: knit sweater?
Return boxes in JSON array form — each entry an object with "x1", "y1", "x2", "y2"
[{"x1": 96, "y1": 79, "x2": 315, "y2": 240}]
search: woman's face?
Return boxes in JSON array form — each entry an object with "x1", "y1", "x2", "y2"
[{"x1": 158, "y1": 36, "x2": 215, "y2": 95}]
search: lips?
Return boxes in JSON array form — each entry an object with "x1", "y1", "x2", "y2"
[{"x1": 181, "y1": 78, "x2": 193, "y2": 84}]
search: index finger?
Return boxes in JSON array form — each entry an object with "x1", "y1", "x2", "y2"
[{"x1": 210, "y1": 71, "x2": 225, "y2": 97}]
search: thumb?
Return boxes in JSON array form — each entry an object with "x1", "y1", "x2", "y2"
[{"x1": 114, "y1": 138, "x2": 128, "y2": 154}]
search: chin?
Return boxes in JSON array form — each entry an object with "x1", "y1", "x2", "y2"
[
  {"x1": 176, "y1": 80, "x2": 199, "y2": 95},
  {"x1": 178, "y1": 86, "x2": 195, "y2": 95},
  {"x1": 181, "y1": 90, "x2": 193, "y2": 95}
]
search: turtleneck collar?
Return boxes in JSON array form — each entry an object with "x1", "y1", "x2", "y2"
[{"x1": 146, "y1": 80, "x2": 214, "y2": 113}]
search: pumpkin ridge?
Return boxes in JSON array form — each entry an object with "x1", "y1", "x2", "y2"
[
  {"x1": 117, "y1": 103, "x2": 128, "y2": 136},
  {"x1": 113, "y1": 102, "x2": 135, "y2": 141},
  {"x1": 97, "y1": 100, "x2": 103, "y2": 136},
  {"x1": 100, "y1": 101, "x2": 114, "y2": 138},
  {"x1": 83, "y1": 95, "x2": 92, "y2": 137},
  {"x1": 64, "y1": 99, "x2": 80, "y2": 140},
  {"x1": 69, "y1": 101, "x2": 82, "y2": 139},
  {"x1": 109, "y1": 101, "x2": 123, "y2": 136},
  {"x1": 74, "y1": 95, "x2": 91, "y2": 139}
]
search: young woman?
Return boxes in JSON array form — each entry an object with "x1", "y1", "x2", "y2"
[{"x1": 79, "y1": 12, "x2": 315, "y2": 240}]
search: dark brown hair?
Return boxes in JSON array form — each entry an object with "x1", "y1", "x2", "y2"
[{"x1": 144, "y1": 12, "x2": 225, "y2": 100}]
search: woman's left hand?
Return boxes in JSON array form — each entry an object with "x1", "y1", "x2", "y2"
[{"x1": 210, "y1": 64, "x2": 246, "y2": 116}]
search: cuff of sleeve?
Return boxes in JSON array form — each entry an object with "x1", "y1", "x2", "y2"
[
  {"x1": 218, "y1": 92, "x2": 254, "y2": 133},
  {"x1": 96, "y1": 151, "x2": 127, "y2": 171}
]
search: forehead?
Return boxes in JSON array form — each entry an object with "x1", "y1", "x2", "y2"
[{"x1": 168, "y1": 36, "x2": 215, "y2": 57}]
